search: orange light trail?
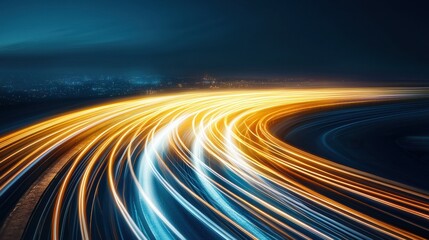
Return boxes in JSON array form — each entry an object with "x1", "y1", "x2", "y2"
[{"x1": 0, "y1": 88, "x2": 428, "y2": 239}]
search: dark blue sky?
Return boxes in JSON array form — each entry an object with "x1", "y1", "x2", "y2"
[{"x1": 0, "y1": 0, "x2": 428, "y2": 79}]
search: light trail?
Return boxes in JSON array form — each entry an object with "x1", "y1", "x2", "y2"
[{"x1": 0, "y1": 88, "x2": 428, "y2": 239}]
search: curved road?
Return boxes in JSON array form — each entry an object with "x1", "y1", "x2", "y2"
[{"x1": 0, "y1": 88, "x2": 428, "y2": 239}]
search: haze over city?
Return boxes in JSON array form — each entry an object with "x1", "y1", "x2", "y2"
[{"x1": 1, "y1": 1, "x2": 428, "y2": 240}]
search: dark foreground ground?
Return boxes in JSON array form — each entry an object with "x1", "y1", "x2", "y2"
[
  {"x1": 280, "y1": 99, "x2": 429, "y2": 191},
  {"x1": 1, "y1": 95, "x2": 428, "y2": 239}
]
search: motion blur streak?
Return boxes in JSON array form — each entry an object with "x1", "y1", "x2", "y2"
[{"x1": 1, "y1": 89, "x2": 428, "y2": 239}]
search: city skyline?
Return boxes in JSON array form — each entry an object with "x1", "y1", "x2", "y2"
[{"x1": 1, "y1": 1, "x2": 428, "y2": 239}]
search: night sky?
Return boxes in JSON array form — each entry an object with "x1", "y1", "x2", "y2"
[{"x1": 0, "y1": 0, "x2": 428, "y2": 79}]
